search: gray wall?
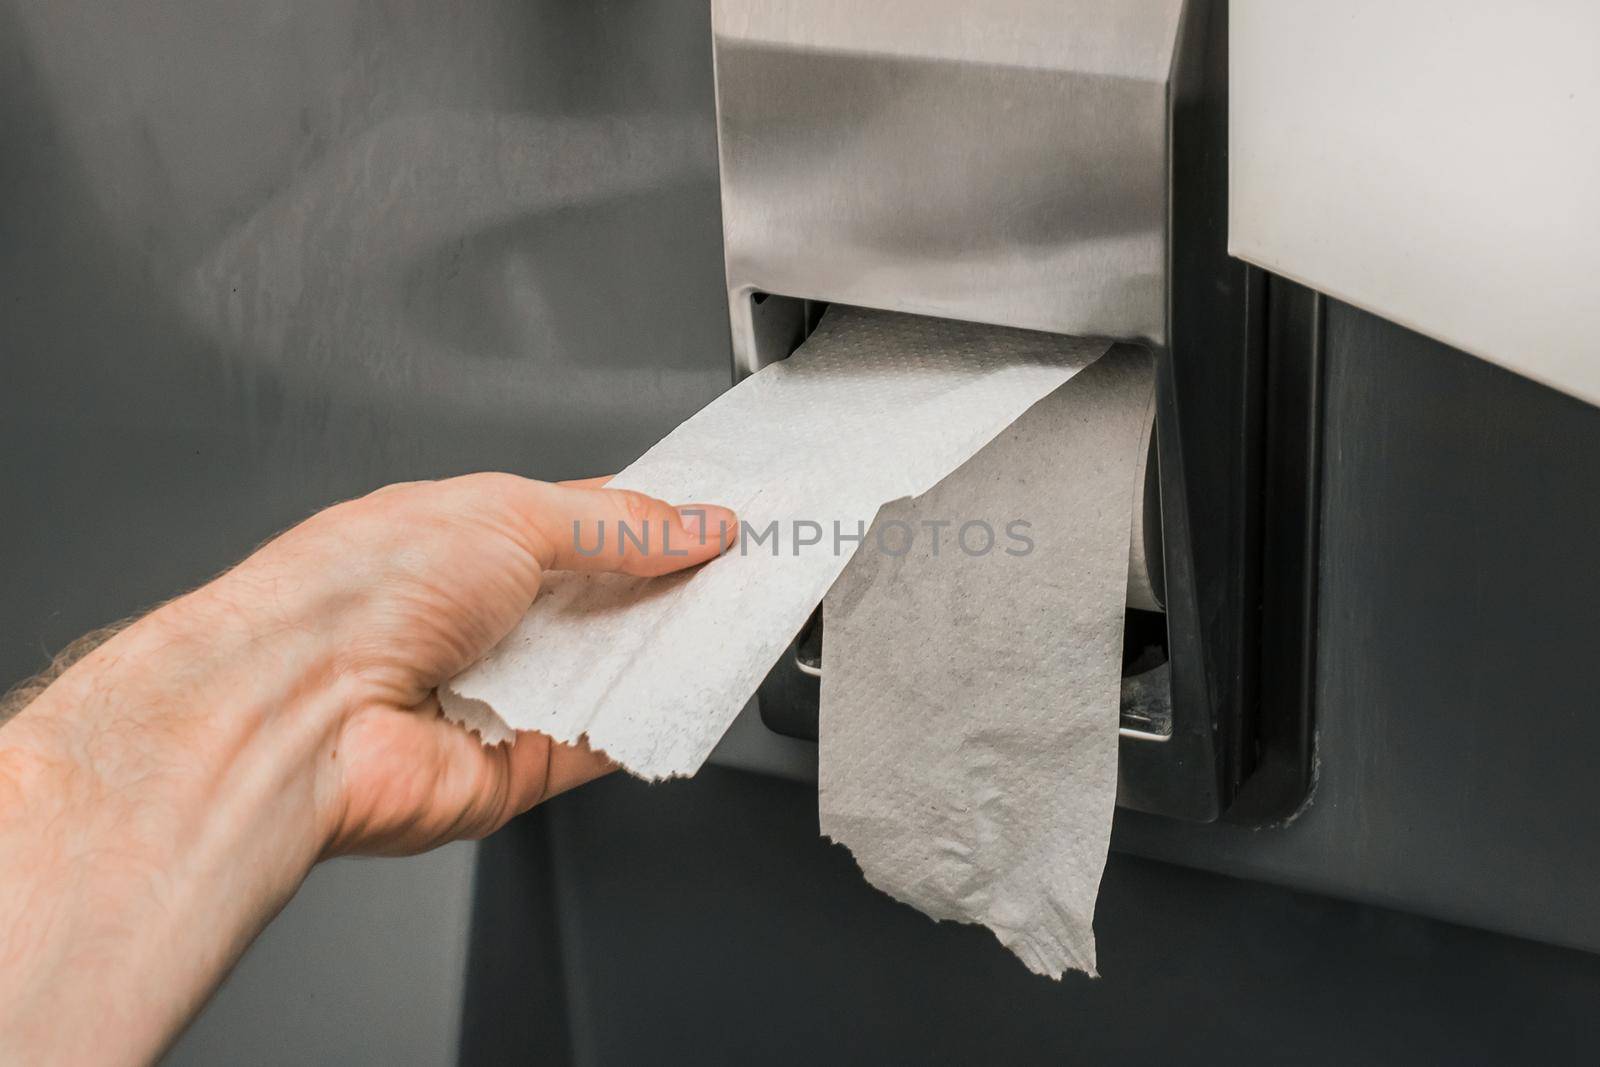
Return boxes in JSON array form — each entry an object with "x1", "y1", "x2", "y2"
[
  {"x1": 0, "y1": 1, "x2": 730, "y2": 1062},
  {"x1": 466, "y1": 768, "x2": 1600, "y2": 1066},
  {"x1": 171, "y1": 846, "x2": 475, "y2": 1065}
]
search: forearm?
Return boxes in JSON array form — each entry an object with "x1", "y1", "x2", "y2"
[
  {"x1": 0, "y1": 474, "x2": 720, "y2": 1064},
  {"x1": 0, "y1": 583, "x2": 346, "y2": 1066}
]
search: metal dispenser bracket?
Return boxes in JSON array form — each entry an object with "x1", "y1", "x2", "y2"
[{"x1": 711, "y1": 0, "x2": 1317, "y2": 823}]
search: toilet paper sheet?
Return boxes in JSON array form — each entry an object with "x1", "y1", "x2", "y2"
[
  {"x1": 819, "y1": 349, "x2": 1155, "y2": 978},
  {"x1": 440, "y1": 307, "x2": 1109, "y2": 777}
]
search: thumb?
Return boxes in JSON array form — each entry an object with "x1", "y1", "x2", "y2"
[{"x1": 513, "y1": 481, "x2": 737, "y2": 577}]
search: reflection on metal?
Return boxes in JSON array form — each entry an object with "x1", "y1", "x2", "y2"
[
  {"x1": 1118, "y1": 662, "x2": 1174, "y2": 742},
  {"x1": 711, "y1": 0, "x2": 1186, "y2": 376}
]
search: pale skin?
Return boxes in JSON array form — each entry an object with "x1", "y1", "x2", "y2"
[{"x1": 0, "y1": 473, "x2": 736, "y2": 1066}]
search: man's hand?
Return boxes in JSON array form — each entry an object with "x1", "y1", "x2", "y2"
[
  {"x1": 0, "y1": 474, "x2": 734, "y2": 1065},
  {"x1": 226, "y1": 473, "x2": 734, "y2": 856}
]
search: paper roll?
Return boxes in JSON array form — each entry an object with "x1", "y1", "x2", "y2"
[
  {"x1": 818, "y1": 348, "x2": 1157, "y2": 979},
  {"x1": 1127, "y1": 409, "x2": 1164, "y2": 613}
]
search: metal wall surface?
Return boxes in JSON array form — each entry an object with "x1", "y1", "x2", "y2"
[{"x1": 0, "y1": 1, "x2": 730, "y2": 1062}]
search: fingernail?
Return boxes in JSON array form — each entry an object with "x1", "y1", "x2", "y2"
[{"x1": 676, "y1": 504, "x2": 737, "y2": 549}]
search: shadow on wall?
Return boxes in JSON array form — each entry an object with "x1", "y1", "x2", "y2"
[{"x1": 0, "y1": 0, "x2": 731, "y2": 689}]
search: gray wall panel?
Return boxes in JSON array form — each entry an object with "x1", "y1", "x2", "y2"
[
  {"x1": 169, "y1": 846, "x2": 476, "y2": 1067},
  {"x1": 466, "y1": 767, "x2": 1600, "y2": 1065}
]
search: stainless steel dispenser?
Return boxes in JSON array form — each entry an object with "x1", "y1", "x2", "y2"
[
  {"x1": 715, "y1": 0, "x2": 1182, "y2": 368},
  {"x1": 710, "y1": 0, "x2": 1316, "y2": 822}
]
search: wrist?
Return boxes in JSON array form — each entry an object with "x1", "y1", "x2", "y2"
[
  {"x1": 20, "y1": 585, "x2": 349, "y2": 826},
  {"x1": 0, "y1": 588, "x2": 358, "y2": 1063}
]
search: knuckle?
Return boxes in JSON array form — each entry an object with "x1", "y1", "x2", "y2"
[
  {"x1": 365, "y1": 478, "x2": 434, "y2": 499},
  {"x1": 456, "y1": 471, "x2": 519, "y2": 495},
  {"x1": 616, "y1": 489, "x2": 661, "y2": 529}
]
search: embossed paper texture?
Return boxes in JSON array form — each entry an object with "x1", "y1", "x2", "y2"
[
  {"x1": 819, "y1": 351, "x2": 1155, "y2": 978},
  {"x1": 441, "y1": 307, "x2": 1108, "y2": 778}
]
